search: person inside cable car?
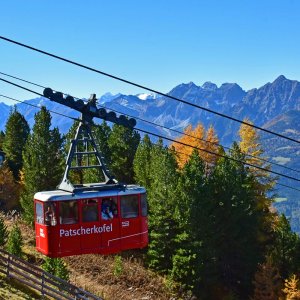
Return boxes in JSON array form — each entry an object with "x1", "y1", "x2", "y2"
[
  {"x1": 44, "y1": 204, "x2": 56, "y2": 226},
  {"x1": 101, "y1": 199, "x2": 114, "y2": 220},
  {"x1": 102, "y1": 206, "x2": 113, "y2": 220}
]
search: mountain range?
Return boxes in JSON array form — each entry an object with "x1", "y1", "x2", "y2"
[{"x1": 1, "y1": 75, "x2": 300, "y2": 231}]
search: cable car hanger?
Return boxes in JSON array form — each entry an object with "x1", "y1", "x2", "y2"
[{"x1": 43, "y1": 88, "x2": 137, "y2": 194}]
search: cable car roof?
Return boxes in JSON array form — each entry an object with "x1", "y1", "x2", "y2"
[{"x1": 34, "y1": 185, "x2": 146, "y2": 202}]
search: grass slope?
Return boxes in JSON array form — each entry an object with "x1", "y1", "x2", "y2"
[{"x1": 2, "y1": 218, "x2": 174, "y2": 300}]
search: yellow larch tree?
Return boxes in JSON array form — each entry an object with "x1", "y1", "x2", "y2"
[
  {"x1": 239, "y1": 118, "x2": 265, "y2": 169},
  {"x1": 171, "y1": 123, "x2": 219, "y2": 168},
  {"x1": 239, "y1": 117, "x2": 275, "y2": 190},
  {"x1": 239, "y1": 118, "x2": 276, "y2": 244},
  {"x1": 283, "y1": 275, "x2": 300, "y2": 300},
  {"x1": 202, "y1": 125, "x2": 219, "y2": 165}
]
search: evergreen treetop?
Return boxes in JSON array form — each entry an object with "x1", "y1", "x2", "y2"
[{"x1": 3, "y1": 106, "x2": 30, "y2": 180}]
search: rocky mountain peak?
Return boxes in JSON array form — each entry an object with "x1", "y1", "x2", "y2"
[
  {"x1": 202, "y1": 81, "x2": 217, "y2": 90},
  {"x1": 273, "y1": 75, "x2": 287, "y2": 84}
]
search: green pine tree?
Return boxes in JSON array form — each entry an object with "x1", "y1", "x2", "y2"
[
  {"x1": 133, "y1": 134, "x2": 153, "y2": 189},
  {"x1": 20, "y1": 106, "x2": 64, "y2": 224},
  {"x1": 108, "y1": 124, "x2": 140, "y2": 183},
  {"x1": 2, "y1": 107, "x2": 30, "y2": 180},
  {"x1": 146, "y1": 140, "x2": 179, "y2": 273},
  {"x1": 0, "y1": 131, "x2": 5, "y2": 150},
  {"x1": 42, "y1": 257, "x2": 69, "y2": 281},
  {"x1": 269, "y1": 214, "x2": 300, "y2": 279},
  {"x1": 54, "y1": 258, "x2": 69, "y2": 281},
  {"x1": 42, "y1": 257, "x2": 56, "y2": 274},
  {"x1": 6, "y1": 224, "x2": 23, "y2": 257},
  {"x1": 170, "y1": 150, "x2": 208, "y2": 293},
  {"x1": 205, "y1": 142, "x2": 273, "y2": 298}
]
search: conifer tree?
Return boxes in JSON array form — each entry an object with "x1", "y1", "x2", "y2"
[
  {"x1": 239, "y1": 119, "x2": 276, "y2": 265},
  {"x1": 269, "y1": 214, "x2": 300, "y2": 279},
  {"x1": 42, "y1": 257, "x2": 56, "y2": 275},
  {"x1": 133, "y1": 134, "x2": 153, "y2": 189},
  {"x1": 207, "y1": 143, "x2": 272, "y2": 297},
  {"x1": 108, "y1": 124, "x2": 140, "y2": 183},
  {"x1": 283, "y1": 275, "x2": 300, "y2": 300},
  {"x1": 6, "y1": 224, "x2": 23, "y2": 257},
  {"x1": 239, "y1": 118, "x2": 265, "y2": 170},
  {"x1": 239, "y1": 118, "x2": 275, "y2": 196},
  {"x1": 42, "y1": 257, "x2": 69, "y2": 281},
  {"x1": 2, "y1": 107, "x2": 30, "y2": 180},
  {"x1": 201, "y1": 125, "x2": 219, "y2": 165},
  {"x1": 0, "y1": 215, "x2": 8, "y2": 247},
  {"x1": 171, "y1": 123, "x2": 219, "y2": 168},
  {"x1": 55, "y1": 258, "x2": 69, "y2": 281},
  {"x1": 20, "y1": 107, "x2": 63, "y2": 224},
  {"x1": 0, "y1": 162, "x2": 20, "y2": 210},
  {"x1": 0, "y1": 131, "x2": 5, "y2": 150},
  {"x1": 146, "y1": 140, "x2": 179, "y2": 273},
  {"x1": 171, "y1": 124, "x2": 205, "y2": 168},
  {"x1": 253, "y1": 262, "x2": 282, "y2": 300},
  {"x1": 170, "y1": 151, "x2": 207, "y2": 292}
]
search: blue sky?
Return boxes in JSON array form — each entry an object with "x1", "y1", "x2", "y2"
[{"x1": 0, "y1": 0, "x2": 300, "y2": 105}]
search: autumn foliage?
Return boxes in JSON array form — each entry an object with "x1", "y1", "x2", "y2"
[
  {"x1": 171, "y1": 123, "x2": 219, "y2": 168},
  {"x1": 0, "y1": 162, "x2": 20, "y2": 210}
]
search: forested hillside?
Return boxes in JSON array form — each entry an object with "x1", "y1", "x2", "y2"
[
  {"x1": 1, "y1": 106, "x2": 300, "y2": 299},
  {"x1": 1, "y1": 75, "x2": 300, "y2": 224}
]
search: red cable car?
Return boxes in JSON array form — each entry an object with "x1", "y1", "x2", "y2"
[
  {"x1": 34, "y1": 186, "x2": 148, "y2": 257},
  {"x1": 34, "y1": 92, "x2": 148, "y2": 257}
]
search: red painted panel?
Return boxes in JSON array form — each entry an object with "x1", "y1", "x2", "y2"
[{"x1": 35, "y1": 189, "x2": 148, "y2": 257}]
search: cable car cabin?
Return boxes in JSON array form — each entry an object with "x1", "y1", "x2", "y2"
[{"x1": 34, "y1": 185, "x2": 148, "y2": 257}]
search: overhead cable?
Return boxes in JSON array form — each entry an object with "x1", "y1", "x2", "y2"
[{"x1": 0, "y1": 35, "x2": 299, "y2": 144}]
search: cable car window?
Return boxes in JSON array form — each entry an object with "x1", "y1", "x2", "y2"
[
  {"x1": 141, "y1": 194, "x2": 147, "y2": 217},
  {"x1": 121, "y1": 195, "x2": 139, "y2": 218},
  {"x1": 59, "y1": 201, "x2": 78, "y2": 224},
  {"x1": 101, "y1": 198, "x2": 117, "y2": 220},
  {"x1": 35, "y1": 202, "x2": 44, "y2": 224},
  {"x1": 82, "y1": 199, "x2": 98, "y2": 222},
  {"x1": 44, "y1": 203, "x2": 57, "y2": 226}
]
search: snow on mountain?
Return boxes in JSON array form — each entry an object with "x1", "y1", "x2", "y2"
[
  {"x1": 98, "y1": 93, "x2": 121, "y2": 104},
  {"x1": 136, "y1": 93, "x2": 158, "y2": 101}
]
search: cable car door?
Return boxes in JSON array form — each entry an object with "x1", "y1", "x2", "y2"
[
  {"x1": 100, "y1": 197, "x2": 120, "y2": 253},
  {"x1": 120, "y1": 194, "x2": 141, "y2": 250}
]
